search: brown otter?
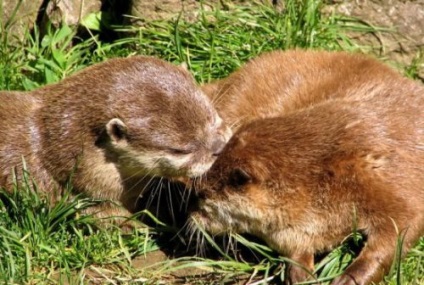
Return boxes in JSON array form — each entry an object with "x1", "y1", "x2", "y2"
[
  {"x1": 201, "y1": 50, "x2": 412, "y2": 131},
  {"x1": 192, "y1": 51, "x2": 424, "y2": 284},
  {"x1": 0, "y1": 56, "x2": 231, "y2": 220}
]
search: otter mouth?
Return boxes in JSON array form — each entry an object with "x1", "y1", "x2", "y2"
[
  {"x1": 189, "y1": 199, "x2": 234, "y2": 236},
  {"x1": 190, "y1": 211, "x2": 228, "y2": 236},
  {"x1": 188, "y1": 211, "x2": 209, "y2": 233},
  {"x1": 193, "y1": 208, "x2": 211, "y2": 221},
  {"x1": 188, "y1": 198, "x2": 208, "y2": 220}
]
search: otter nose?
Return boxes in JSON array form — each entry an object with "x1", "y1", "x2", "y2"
[
  {"x1": 195, "y1": 188, "x2": 207, "y2": 200},
  {"x1": 211, "y1": 137, "x2": 226, "y2": 156}
]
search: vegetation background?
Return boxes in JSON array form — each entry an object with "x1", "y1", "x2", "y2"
[{"x1": 0, "y1": 0, "x2": 423, "y2": 284}]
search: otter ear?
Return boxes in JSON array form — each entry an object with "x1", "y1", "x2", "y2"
[
  {"x1": 106, "y1": 118, "x2": 127, "y2": 142},
  {"x1": 229, "y1": 167, "x2": 252, "y2": 187}
]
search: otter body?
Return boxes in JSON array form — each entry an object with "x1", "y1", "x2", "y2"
[
  {"x1": 202, "y1": 50, "x2": 409, "y2": 130},
  {"x1": 0, "y1": 56, "x2": 231, "y2": 218},
  {"x1": 193, "y1": 51, "x2": 424, "y2": 284}
]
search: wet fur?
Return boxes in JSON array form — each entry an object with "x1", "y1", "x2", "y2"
[{"x1": 193, "y1": 50, "x2": 424, "y2": 285}]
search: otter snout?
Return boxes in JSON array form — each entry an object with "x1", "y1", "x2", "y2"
[
  {"x1": 211, "y1": 137, "x2": 226, "y2": 156},
  {"x1": 211, "y1": 124, "x2": 232, "y2": 156}
]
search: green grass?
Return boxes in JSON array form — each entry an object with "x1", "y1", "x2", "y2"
[
  {"x1": 0, "y1": 168, "x2": 159, "y2": 284},
  {"x1": 0, "y1": 0, "x2": 423, "y2": 284}
]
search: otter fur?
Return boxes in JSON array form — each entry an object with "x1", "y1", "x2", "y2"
[
  {"x1": 0, "y1": 56, "x2": 231, "y2": 219},
  {"x1": 193, "y1": 50, "x2": 424, "y2": 284},
  {"x1": 202, "y1": 50, "x2": 414, "y2": 131}
]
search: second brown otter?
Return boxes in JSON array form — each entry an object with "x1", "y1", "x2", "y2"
[{"x1": 192, "y1": 51, "x2": 424, "y2": 284}]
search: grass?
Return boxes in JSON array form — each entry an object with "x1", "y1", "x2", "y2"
[
  {"x1": 0, "y1": 0, "x2": 423, "y2": 284},
  {"x1": 0, "y1": 167, "x2": 159, "y2": 284}
]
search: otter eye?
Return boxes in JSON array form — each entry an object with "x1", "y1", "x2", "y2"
[
  {"x1": 229, "y1": 168, "x2": 251, "y2": 187},
  {"x1": 169, "y1": 148, "x2": 191, "y2": 155}
]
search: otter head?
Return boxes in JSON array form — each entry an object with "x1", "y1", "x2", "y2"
[
  {"x1": 190, "y1": 118, "x2": 318, "y2": 240},
  {"x1": 102, "y1": 57, "x2": 232, "y2": 179}
]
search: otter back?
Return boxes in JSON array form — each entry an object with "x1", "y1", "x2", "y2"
[{"x1": 202, "y1": 50, "x2": 407, "y2": 131}]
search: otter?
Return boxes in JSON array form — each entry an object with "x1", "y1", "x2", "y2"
[
  {"x1": 192, "y1": 51, "x2": 424, "y2": 284},
  {"x1": 0, "y1": 56, "x2": 231, "y2": 220},
  {"x1": 201, "y1": 50, "x2": 412, "y2": 131}
]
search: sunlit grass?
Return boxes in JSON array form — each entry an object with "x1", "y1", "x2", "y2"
[{"x1": 0, "y1": 167, "x2": 158, "y2": 284}]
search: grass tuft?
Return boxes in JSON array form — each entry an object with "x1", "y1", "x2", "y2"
[{"x1": 0, "y1": 170, "x2": 158, "y2": 283}]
